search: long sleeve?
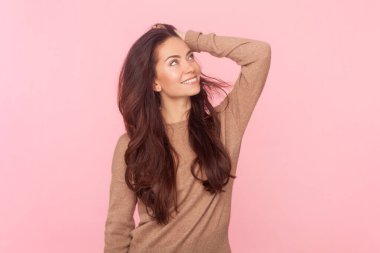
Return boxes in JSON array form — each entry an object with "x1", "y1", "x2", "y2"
[
  {"x1": 104, "y1": 133, "x2": 137, "y2": 253},
  {"x1": 184, "y1": 30, "x2": 271, "y2": 138}
]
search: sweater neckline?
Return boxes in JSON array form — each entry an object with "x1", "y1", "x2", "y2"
[{"x1": 165, "y1": 119, "x2": 188, "y2": 128}]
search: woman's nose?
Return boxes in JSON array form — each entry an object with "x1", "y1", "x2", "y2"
[{"x1": 184, "y1": 61, "x2": 195, "y2": 73}]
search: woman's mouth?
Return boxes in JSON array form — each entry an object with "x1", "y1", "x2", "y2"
[{"x1": 181, "y1": 76, "x2": 198, "y2": 85}]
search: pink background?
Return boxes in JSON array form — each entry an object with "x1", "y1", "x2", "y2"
[{"x1": 1, "y1": 0, "x2": 379, "y2": 252}]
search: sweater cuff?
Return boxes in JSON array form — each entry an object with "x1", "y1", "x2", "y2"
[{"x1": 184, "y1": 30, "x2": 202, "y2": 52}]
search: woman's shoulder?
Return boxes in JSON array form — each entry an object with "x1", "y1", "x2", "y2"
[{"x1": 115, "y1": 132, "x2": 130, "y2": 153}]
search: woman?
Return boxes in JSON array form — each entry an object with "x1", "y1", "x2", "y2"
[{"x1": 104, "y1": 23, "x2": 271, "y2": 253}]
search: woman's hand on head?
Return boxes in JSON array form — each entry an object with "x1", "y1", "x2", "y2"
[
  {"x1": 151, "y1": 24, "x2": 185, "y2": 40},
  {"x1": 174, "y1": 29, "x2": 185, "y2": 40}
]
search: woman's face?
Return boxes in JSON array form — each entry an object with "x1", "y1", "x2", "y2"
[{"x1": 153, "y1": 36, "x2": 201, "y2": 98}]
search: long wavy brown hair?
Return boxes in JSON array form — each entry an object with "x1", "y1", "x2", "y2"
[{"x1": 118, "y1": 23, "x2": 236, "y2": 225}]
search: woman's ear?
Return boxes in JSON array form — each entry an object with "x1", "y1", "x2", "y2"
[{"x1": 153, "y1": 82, "x2": 162, "y2": 92}]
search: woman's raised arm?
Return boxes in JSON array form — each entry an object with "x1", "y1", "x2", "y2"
[{"x1": 184, "y1": 30, "x2": 271, "y2": 137}]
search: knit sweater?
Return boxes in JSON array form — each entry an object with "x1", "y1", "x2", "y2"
[{"x1": 104, "y1": 29, "x2": 271, "y2": 253}]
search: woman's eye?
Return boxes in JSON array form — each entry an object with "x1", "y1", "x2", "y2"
[
  {"x1": 169, "y1": 60, "x2": 178, "y2": 66},
  {"x1": 169, "y1": 54, "x2": 195, "y2": 66}
]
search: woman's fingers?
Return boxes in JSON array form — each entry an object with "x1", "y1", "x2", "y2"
[
  {"x1": 152, "y1": 24, "x2": 166, "y2": 29},
  {"x1": 150, "y1": 24, "x2": 185, "y2": 40}
]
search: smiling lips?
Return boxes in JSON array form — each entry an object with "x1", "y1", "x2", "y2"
[{"x1": 181, "y1": 76, "x2": 198, "y2": 84}]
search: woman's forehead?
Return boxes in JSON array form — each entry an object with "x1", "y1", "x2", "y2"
[{"x1": 156, "y1": 37, "x2": 191, "y2": 62}]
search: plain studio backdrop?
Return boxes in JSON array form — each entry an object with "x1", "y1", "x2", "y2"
[{"x1": 1, "y1": 0, "x2": 379, "y2": 252}]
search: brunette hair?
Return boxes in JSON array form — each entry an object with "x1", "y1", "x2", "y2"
[{"x1": 118, "y1": 23, "x2": 235, "y2": 225}]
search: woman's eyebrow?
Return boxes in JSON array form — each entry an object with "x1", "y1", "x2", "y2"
[{"x1": 164, "y1": 50, "x2": 193, "y2": 62}]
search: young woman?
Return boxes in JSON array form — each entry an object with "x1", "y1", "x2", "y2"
[{"x1": 104, "y1": 23, "x2": 271, "y2": 253}]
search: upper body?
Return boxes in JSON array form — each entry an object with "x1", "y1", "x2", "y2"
[{"x1": 104, "y1": 29, "x2": 271, "y2": 253}]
